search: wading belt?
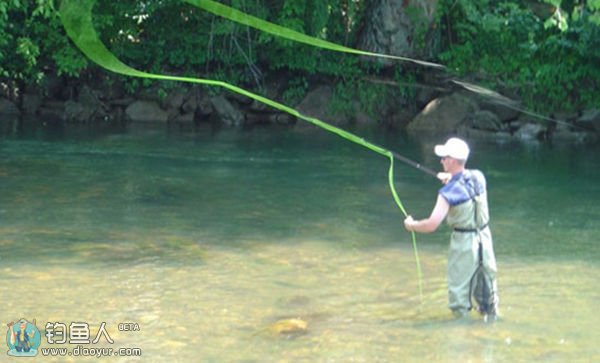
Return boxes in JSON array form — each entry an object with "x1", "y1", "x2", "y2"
[{"x1": 454, "y1": 222, "x2": 489, "y2": 233}]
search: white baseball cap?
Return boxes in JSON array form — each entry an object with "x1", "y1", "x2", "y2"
[{"x1": 434, "y1": 137, "x2": 470, "y2": 160}]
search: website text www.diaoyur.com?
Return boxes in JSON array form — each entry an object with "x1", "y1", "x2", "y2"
[{"x1": 40, "y1": 345, "x2": 142, "y2": 358}]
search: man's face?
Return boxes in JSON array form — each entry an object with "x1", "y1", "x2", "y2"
[{"x1": 440, "y1": 156, "x2": 451, "y2": 171}]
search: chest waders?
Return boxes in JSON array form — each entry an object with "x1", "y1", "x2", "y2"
[{"x1": 456, "y1": 181, "x2": 497, "y2": 317}]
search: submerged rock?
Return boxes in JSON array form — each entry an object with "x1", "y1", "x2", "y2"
[{"x1": 255, "y1": 318, "x2": 308, "y2": 337}]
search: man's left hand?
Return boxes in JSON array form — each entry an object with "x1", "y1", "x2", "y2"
[{"x1": 404, "y1": 216, "x2": 415, "y2": 231}]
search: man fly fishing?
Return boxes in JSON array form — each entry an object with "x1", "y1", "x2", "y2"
[{"x1": 403, "y1": 137, "x2": 499, "y2": 321}]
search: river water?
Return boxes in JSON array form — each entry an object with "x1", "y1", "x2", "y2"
[{"x1": 0, "y1": 121, "x2": 598, "y2": 362}]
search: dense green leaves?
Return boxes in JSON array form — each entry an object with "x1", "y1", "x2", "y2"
[
  {"x1": 1, "y1": 0, "x2": 598, "y2": 115},
  {"x1": 0, "y1": 0, "x2": 88, "y2": 84},
  {"x1": 438, "y1": 0, "x2": 600, "y2": 112}
]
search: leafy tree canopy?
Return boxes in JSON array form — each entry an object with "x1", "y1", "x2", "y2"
[{"x1": 1, "y1": 0, "x2": 598, "y2": 113}]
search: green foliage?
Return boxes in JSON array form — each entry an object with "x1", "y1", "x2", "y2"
[
  {"x1": 16, "y1": 37, "x2": 40, "y2": 72},
  {"x1": 437, "y1": 0, "x2": 600, "y2": 113},
  {"x1": 52, "y1": 45, "x2": 89, "y2": 77},
  {"x1": 404, "y1": 4, "x2": 433, "y2": 54},
  {"x1": 0, "y1": 0, "x2": 88, "y2": 84},
  {"x1": 88, "y1": 0, "x2": 370, "y2": 98},
  {"x1": 330, "y1": 75, "x2": 404, "y2": 122},
  {"x1": 3, "y1": 0, "x2": 598, "y2": 118},
  {"x1": 282, "y1": 76, "x2": 308, "y2": 105},
  {"x1": 394, "y1": 67, "x2": 417, "y2": 101},
  {"x1": 258, "y1": 0, "x2": 366, "y2": 75}
]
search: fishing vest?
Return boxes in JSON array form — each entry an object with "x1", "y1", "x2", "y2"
[{"x1": 439, "y1": 170, "x2": 489, "y2": 232}]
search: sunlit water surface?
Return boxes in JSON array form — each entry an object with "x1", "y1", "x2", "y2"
[{"x1": 0, "y1": 122, "x2": 598, "y2": 362}]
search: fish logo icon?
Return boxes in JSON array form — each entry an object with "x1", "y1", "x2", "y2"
[{"x1": 6, "y1": 318, "x2": 41, "y2": 357}]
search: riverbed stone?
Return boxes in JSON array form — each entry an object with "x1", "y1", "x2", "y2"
[
  {"x1": 468, "y1": 110, "x2": 503, "y2": 131},
  {"x1": 479, "y1": 100, "x2": 520, "y2": 123},
  {"x1": 514, "y1": 122, "x2": 546, "y2": 140},
  {"x1": 22, "y1": 93, "x2": 42, "y2": 115},
  {"x1": 551, "y1": 129, "x2": 589, "y2": 142},
  {"x1": 295, "y1": 85, "x2": 349, "y2": 126},
  {"x1": 210, "y1": 95, "x2": 244, "y2": 126},
  {"x1": 173, "y1": 112, "x2": 195, "y2": 124},
  {"x1": 181, "y1": 92, "x2": 198, "y2": 114},
  {"x1": 407, "y1": 92, "x2": 478, "y2": 132},
  {"x1": 64, "y1": 100, "x2": 93, "y2": 122},
  {"x1": 125, "y1": 100, "x2": 169, "y2": 123},
  {"x1": 73, "y1": 86, "x2": 108, "y2": 122},
  {"x1": 37, "y1": 101, "x2": 64, "y2": 121},
  {"x1": 0, "y1": 98, "x2": 20, "y2": 115},
  {"x1": 164, "y1": 90, "x2": 186, "y2": 110},
  {"x1": 577, "y1": 109, "x2": 600, "y2": 132}
]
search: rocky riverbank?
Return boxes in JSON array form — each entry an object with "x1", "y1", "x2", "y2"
[{"x1": 1, "y1": 75, "x2": 598, "y2": 143}]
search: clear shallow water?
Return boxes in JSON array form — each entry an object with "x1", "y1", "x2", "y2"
[{"x1": 0, "y1": 122, "x2": 599, "y2": 362}]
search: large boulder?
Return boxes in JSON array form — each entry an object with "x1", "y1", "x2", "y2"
[
  {"x1": 64, "y1": 100, "x2": 94, "y2": 123},
  {"x1": 181, "y1": 89, "x2": 213, "y2": 117},
  {"x1": 468, "y1": 110, "x2": 503, "y2": 132},
  {"x1": 163, "y1": 89, "x2": 186, "y2": 110},
  {"x1": 407, "y1": 93, "x2": 478, "y2": 132},
  {"x1": 125, "y1": 100, "x2": 169, "y2": 123},
  {"x1": 295, "y1": 85, "x2": 350, "y2": 126},
  {"x1": 296, "y1": 86, "x2": 332, "y2": 121},
  {"x1": 210, "y1": 95, "x2": 244, "y2": 126}
]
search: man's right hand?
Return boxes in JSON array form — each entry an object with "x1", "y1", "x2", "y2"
[
  {"x1": 404, "y1": 215, "x2": 416, "y2": 232},
  {"x1": 437, "y1": 172, "x2": 451, "y2": 184}
]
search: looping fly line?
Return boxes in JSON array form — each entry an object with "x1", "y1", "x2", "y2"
[{"x1": 60, "y1": 0, "x2": 428, "y2": 300}]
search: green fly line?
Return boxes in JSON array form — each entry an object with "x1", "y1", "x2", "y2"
[
  {"x1": 185, "y1": 0, "x2": 444, "y2": 69},
  {"x1": 60, "y1": 0, "x2": 428, "y2": 300}
]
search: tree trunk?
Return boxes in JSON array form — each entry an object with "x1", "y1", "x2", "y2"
[{"x1": 357, "y1": 0, "x2": 439, "y2": 66}]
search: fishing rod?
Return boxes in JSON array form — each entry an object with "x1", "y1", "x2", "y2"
[
  {"x1": 354, "y1": 136, "x2": 438, "y2": 178},
  {"x1": 390, "y1": 150, "x2": 438, "y2": 178}
]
